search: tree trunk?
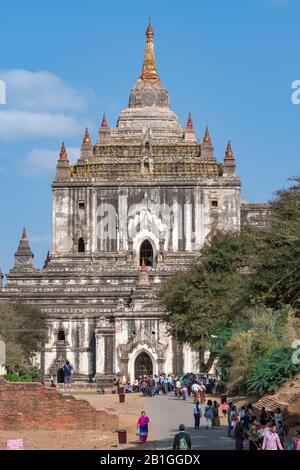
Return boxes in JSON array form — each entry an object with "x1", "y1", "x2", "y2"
[{"x1": 199, "y1": 351, "x2": 216, "y2": 373}]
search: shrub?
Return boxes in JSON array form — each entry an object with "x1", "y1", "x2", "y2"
[
  {"x1": 246, "y1": 346, "x2": 300, "y2": 396},
  {"x1": 4, "y1": 367, "x2": 42, "y2": 382},
  {"x1": 4, "y1": 373, "x2": 32, "y2": 382}
]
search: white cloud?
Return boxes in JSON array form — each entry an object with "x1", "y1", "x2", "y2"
[
  {"x1": 30, "y1": 234, "x2": 51, "y2": 244},
  {"x1": 22, "y1": 146, "x2": 80, "y2": 176},
  {"x1": 0, "y1": 69, "x2": 93, "y2": 113},
  {"x1": 0, "y1": 69, "x2": 96, "y2": 141},
  {"x1": 0, "y1": 110, "x2": 83, "y2": 140}
]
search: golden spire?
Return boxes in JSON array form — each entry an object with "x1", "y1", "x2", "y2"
[
  {"x1": 22, "y1": 227, "x2": 27, "y2": 240},
  {"x1": 203, "y1": 127, "x2": 211, "y2": 143},
  {"x1": 225, "y1": 140, "x2": 234, "y2": 159},
  {"x1": 59, "y1": 142, "x2": 68, "y2": 161},
  {"x1": 83, "y1": 127, "x2": 91, "y2": 144},
  {"x1": 140, "y1": 20, "x2": 159, "y2": 82}
]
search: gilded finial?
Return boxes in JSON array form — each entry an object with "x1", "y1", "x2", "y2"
[
  {"x1": 203, "y1": 127, "x2": 211, "y2": 143},
  {"x1": 187, "y1": 112, "x2": 193, "y2": 129},
  {"x1": 101, "y1": 113, "x2": 108, "y2": 128},
  {"x1": 59, "y1": 142, "x2": 68, "y2": 161},
  {"x1": 83, "y1": 127, "x2": 91, "y2": 144},
  {"x1": 22, "y1": 227, "x2": 27, "y2": 240},
  {"x1": 225, "y1": 140, "x2": 234, "y2": 159},
  {"x1": 140, "y1": 20, "x2": 159, "y2": 82}
]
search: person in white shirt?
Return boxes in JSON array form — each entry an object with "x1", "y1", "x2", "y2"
[
  {"x1": 175, "y1": 379, "x2": 181, "y2": 399},
  {"x1": 191, "y1": 382, "x2": 200, "y2": 403}
]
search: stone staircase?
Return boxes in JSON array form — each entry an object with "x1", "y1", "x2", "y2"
[{"x1": 254, "y1": 374, "x2": 300, "y2": 427}]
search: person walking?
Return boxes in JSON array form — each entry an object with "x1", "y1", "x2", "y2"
[
  {"x1": 243, "y1": 409, "x2": 251, "y2": 438},
  {"x1": 163, "y1": 376, "x2": 169, "y2": 395},
  {"x1": 248, "y1": 416, "x2": 260, "y2": 450},
  {"x1": 231, "y1": 406, "x2": 239, "y2": 437},
  {"x1": 149, "y1": 376, "x2": 156, "y2": 397},
  {"x1": 199, "y1": 382, "x2": 206, "y2": 404},
  {"x1": 227, "y1": 402, "x2": 234, "y2": 436},
  {"x1": 137, "y1": 411, "x2": 150, "y2": 443},
  {"x1": 182, "y1": 383, "x2": 188, "y2": 401},
  {"x1": 274, "y1": 408, "x2": 283, "y2": 428},
  {"x1": 193, "y1": 400, "x2": 202, "y2": 429},
  {"x1": 260, "y1": 406, "x2": 268, "y2": 425},
  {"x1": 277, "y1": 421, "x2": 285, "y2": 448},
  {"x1": 63, "y1": 359, "x2": 73, "y2": 393},
  {"x1": 204, "y1": 399, "x2": 214, "y2": 429},
  {"x1": 191, "y1": 381, "x2": 200, "y2": 403},
  {"x1": 262, "y1": 425, "x2": 283, "y2": 450},
  {"x1": 234, "y1": 417, "x2": 244, "y2": 450},
  {"x1": 239, "y1": 406, "x2": 246, "y2": 420},
  {"x1": 175, "y1": 378, "x2": 181, "y2": 399},
  {"x1": 212, "y1": 401, "x2": 220, "y2": 427},
  {"x1": 173, "y1": 424, "x2": 192, "y2": 450}
]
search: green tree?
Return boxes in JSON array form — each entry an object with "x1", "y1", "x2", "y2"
[
  {"x1": 248, "y1": 178, "x2": 300, "y2": 311},
  {"x1": 161, "y1": 177, "x2": 299, "y2": 387},
  {"x1": 161, "y1": 230, "x2": 265, "y2": 371},
  {"x1": 0, "y1": 302, "x2": 47, "y2": 375}
]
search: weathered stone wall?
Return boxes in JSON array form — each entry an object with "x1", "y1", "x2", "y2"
[
  {"x1": 0, "y1": 381, "x2": 118, "y2": 431},
  {"x1": 52, "y1": 182, "x2": 240, "y2": 257},
  {"x1": 241, "y1": 203, "x2": 270, "y2": 228}
]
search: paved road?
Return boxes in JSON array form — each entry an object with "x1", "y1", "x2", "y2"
[{"x1": 143, "y1": 393, "x2": 234, "y2": 450}]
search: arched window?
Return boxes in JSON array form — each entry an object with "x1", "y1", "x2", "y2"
[
  {"x1": 140, "y1": 240, "x2": 153, "y2": 267},
  {"x1": 78, "y1": 238, "x2": 85, "y2": 253},
  {"x1": 57, "y1": 329, "x2": 65, "y2": 341}
]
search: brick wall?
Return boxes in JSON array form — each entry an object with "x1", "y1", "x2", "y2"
[{"x1": 0, "y1": 381, "x2": 119, "y2": 431}]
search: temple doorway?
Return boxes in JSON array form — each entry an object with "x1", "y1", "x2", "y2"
[
  {"x1": 134, "y1": 351, "x2": 153, "y2": 378},
  {"x1": 139, "y1": 240, "x2": 153, "y2": 267},
  {"x1": 57, "y1": 368, "x2": 64, "y2": 383}
]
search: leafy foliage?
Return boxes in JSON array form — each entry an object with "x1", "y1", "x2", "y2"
[
  {"x1": 248, "y1": 178, "x2": 300, "y2": 310},
  {"x1": 226, "y1": 329, "x2": 279, "y2": 394},
  {"x1": 0, "y1": 302, "x2": 47, "y2": 375},
  {"x1": 246, "y1": 347, "x2": 300, "y2": 396},
  {"x1": 4, "y1": 367, "x2": 42, "y2": 382},
  {"x1": 161, "y1": 177, "x2": 300, "y2": 390}
]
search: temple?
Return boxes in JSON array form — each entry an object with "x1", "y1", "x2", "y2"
[{"x1": 0, "y1": 23, "x2": 269, "y2": 383}]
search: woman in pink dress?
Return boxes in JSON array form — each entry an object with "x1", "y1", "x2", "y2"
[{"x1": 137, "y1": 411, "x2": 150, "y2": 443}]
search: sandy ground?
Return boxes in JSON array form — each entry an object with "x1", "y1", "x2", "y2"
[{"x1": 0, "y1": 392, "x2": 145, "y2": 450}]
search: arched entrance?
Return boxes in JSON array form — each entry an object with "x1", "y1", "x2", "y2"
[
  {"x1": 134, "y1": 351, "x2": 153, "y2": 378},
  {"x1": 140, "y1": 240, "x2": 153, "y2": 267}
]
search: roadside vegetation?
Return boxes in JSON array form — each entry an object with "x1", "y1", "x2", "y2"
[{"x1": 161, "y1": 177, "x2": 300, "y2": 395}]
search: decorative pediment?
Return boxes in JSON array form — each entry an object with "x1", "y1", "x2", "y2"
[{"x1": 118, "y1": 329, "x2": 167, "y2": 360}]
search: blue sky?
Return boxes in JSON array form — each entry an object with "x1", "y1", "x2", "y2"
[{"x1": 0, "y1": 0, "x2": 299, "y2": 276}]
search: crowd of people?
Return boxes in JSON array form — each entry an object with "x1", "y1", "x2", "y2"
[
  {"x1": 225, "y1": 402, "x2": 300, "y2": 451},
  {"x1": 132, "y1": 374, "x2": 300, "y2": 451},
  {"x1": 116, "y1": 373, "x2": 219, "y2": 398},
  {"x1": 57, "y1": 361, "x2": 300, "y2": 451}
]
